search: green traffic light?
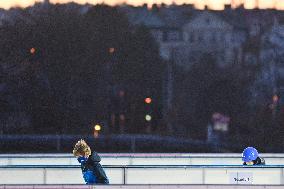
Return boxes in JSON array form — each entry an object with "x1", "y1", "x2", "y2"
[{"x1": 145, "y1": 114, "x2": 152, "y2": 121}]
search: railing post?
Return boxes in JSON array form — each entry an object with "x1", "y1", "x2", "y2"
[
  {"x1": 131, "y1": 137, "x2": 136, "y2": 153},
  {"x1": 7, "y1": 158, "x2": 12, "y2": 166},
  {"x1": 281, "y1": 168, "x2": 284, "y2": 185},
  {"x1": 202, "y1": 168, "x2": 205, "y2": 184},
  {"x1": 43, "y1": 168, "x2": 47, "y2": 184},
  {"x1": 123, "y1": 167, "x2": 126, "y2": 185},
  {"x1": 56, "y1": 134, "x2": 61, "y2": 152}
]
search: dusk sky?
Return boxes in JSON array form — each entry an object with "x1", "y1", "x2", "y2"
[{"x1": 0, "y1": 0, "x2": 284, "y2": 10}]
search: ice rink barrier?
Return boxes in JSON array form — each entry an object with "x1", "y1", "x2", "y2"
[
  {"x1": 1, "y1": 165, "x2": 284, "y2": 185},
  {"x1": 1, "y1": 153, "x2": 284, "y2": 165},
  {"x1": 0, "y1": 185, "x2": 284, "y2": 189}
]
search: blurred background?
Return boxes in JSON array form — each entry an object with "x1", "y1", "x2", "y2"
[{"x1": 1, "y1": 0, "x2": 284, "y2": 153}]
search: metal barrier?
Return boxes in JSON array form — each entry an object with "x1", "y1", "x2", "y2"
[
  {"x1": 1, "y1": 154, "x2": 284, "y2": 166},
  {"x1": 1, "y1": 165, "x2": 284, "y2": 185},
  {"x1": 0, "y1": 135, "x2": 215, "y2": 153},
  {"x1": 1, "y1": 135, "x2": 283, "y2": 154}
]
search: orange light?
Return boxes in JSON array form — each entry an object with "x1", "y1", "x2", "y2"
[
  {"x1": 273, "y1": 95, "x2": 279, "y2": 103},
  {"x1": 30, "y1": 47, "x2": 36, "y2": 54},
  {"x1": 145, "y1": 97, "x2": 152, "y2": 104},
  {"x1": 93, "y1": 131, "x2": 99, "y2": 138},
  {"x1": 1, "y1": 1, "x2": 284, "y2": 11},
  {"x1": 94, "y1": 124, "x2": 101, "y2": 131}
]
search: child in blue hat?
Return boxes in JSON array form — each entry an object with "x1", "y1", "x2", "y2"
[{"x1": 242, "y1": 147, "x2": 265, "y2": 165}]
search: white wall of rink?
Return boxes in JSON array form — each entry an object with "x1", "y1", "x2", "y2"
[
  {"x1": 1, "y1": 185, "x2": 284, "y2": 189},
  {"x1": 0, "y1": 165, "x2": 284, "y2": 185},
  {"x1": 1, "y1": 153, "x2": 284, "y2": 166}
]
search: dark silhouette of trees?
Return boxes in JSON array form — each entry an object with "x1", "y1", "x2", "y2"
[
  {"x1": 0, "y1": 3, "x2": 164, "y2": 135},
  {"x1": 175, "y1": 53, "x2": 250, "y2": 140}
]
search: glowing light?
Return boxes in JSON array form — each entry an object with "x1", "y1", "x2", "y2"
[
  {"x1": 0, "y1": 0, "x2": 42, "y2": 9},
  {"x1": 273, "y1": 95, "x2": 279, "y2": 103},
  {"x1": 94, "y1": 124, "x2": 101, "y2": 131},
  {"x1": 194, "y1": 0, "x2": 206, "y2": 9},
  {"x1": 145, "y1": 114, "x2": 152, "y2": 121},
  {"x1": 0, "y1": 0, "x2": 283, "y2": 10},
  {"x1": 119, "y1": 114, "x2": 125, "y2": 121},
  {"x1": 207, "y1": 0, "x2": 226, "y2": 10},
  {"x1": 30, "y1": 47, "x2": 36, "y2": 54},
  {"x1": 244, "y1": 0, "x2": 257, "y2": 9},
  {"x1": 109, "y1": 47, "x2": 115, "y2": 54},
  {"x1": 258, "y1": 0, "x2": 274, "y2": 9},
  {"x1": 145, "y1": 97, "x2": 152, "y2": 104},
  {"x1": 276, "y1": 0, "x2": 284, "y2": 10}
]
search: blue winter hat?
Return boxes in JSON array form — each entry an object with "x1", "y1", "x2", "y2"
[{"x1": 242, "y1": 147, "x2": 259, "y2": 162}]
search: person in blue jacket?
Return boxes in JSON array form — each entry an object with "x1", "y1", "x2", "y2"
[
  {"x1": 242, "y1": 147, "x2": 265, "y2": 165},
  {"x1": 73, "y1": 139, "x2": 109, "y2": 184}
]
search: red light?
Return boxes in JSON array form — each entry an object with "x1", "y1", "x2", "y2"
[{"x1": 145, "y1": 97, "x2": 152, "y2": 104}]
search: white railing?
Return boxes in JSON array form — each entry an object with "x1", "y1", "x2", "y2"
[
  {"x1": 1, "y1": 154, "x2": 284, "y2": 165},
  {"x1": 0, "y1": 185, "x2": 283, "y2": 189},
  {"x1": 0, "y1": 165, "x2": 284, "y2": 185}
]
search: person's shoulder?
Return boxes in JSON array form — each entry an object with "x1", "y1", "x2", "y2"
[
  {"x1": 259, "y1": 157, "x2": 265, "y2": 165},
  {"x1": 255, "y1": 157, "x2": 265, "y2": 165},
  {"x1": 91, "y1": 151, "x2": 101, "y2": 162},
  {"x1": 91, "y1": 151, "x2": 100, "y2": 157}
]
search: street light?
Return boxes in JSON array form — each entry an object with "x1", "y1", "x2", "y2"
[
  {"x1": 109, "y1": 47, "x2": 115, "y2": 54},
  {"x1": 145, "y1": 114, "x2": 152, "y2": 122},
  {"x1": 144, "y1": 97, "x2": 153, "y2": 133},
  {"x1": 94, "y1": 124, "x2": 101, "y2": 131},
  {"x1": 273, "y1": 94, "x2": 279, "y2": 103},
  {"x1": 94, "y1": 124, "x2": 101, "y2": 138},
  {"x1": 145, "y1": 97, "x2": 152, "y2": 104},
  {"x1": 30, "y1": 47, "x2": 36, "y2": 54}
]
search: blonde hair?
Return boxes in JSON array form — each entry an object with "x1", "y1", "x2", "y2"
[{"x1": 72, "y1": 139, "x2": 91, "y2": 157}]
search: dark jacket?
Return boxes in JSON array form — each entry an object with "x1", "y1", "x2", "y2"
[
  {"x1": 243, "y1": 157, "x2": 265, "y2": 165},
  {"x1": 80, "y1": 151, "x2": 109, "y2": 184}
]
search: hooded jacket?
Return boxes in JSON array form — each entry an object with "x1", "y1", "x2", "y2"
[
  {"x1": 243, "y1": 157, "x2": 265, "y2": 165},
  {"x1": 79, "y1": 151, "x2": 109, "y2": 184}
]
